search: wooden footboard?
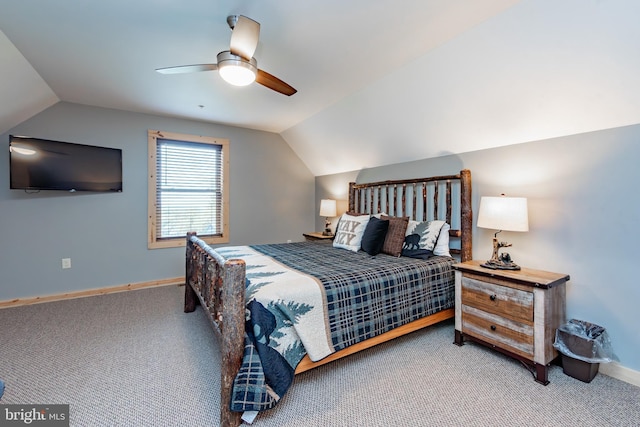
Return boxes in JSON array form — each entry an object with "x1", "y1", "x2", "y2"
[{"x1": 185, "y1": 232, "x2": 244, "y2": 427}]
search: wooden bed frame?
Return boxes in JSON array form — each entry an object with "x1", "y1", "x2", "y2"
[{"x1": 184, "y1": 169, "x2": 472, "y2": 427}]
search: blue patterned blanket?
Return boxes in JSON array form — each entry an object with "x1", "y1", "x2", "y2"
[{"x1": 215, "y1": 242, "x2": 455, "y2": 414}]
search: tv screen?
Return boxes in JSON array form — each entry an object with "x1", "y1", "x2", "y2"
[{"x1": 9, "y1": 135, "x2": 122, "y2": 192}]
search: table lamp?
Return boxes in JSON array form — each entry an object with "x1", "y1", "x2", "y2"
[
  {"x1": 477, "y1": 194, "x2": 529, "y2": 270},
  {"x1": 319, "y1": 199, "x2": 337, "y2": 236}
]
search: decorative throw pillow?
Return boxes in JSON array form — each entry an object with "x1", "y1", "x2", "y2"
[
  {"x1": 333, "y1": 213, "x2": 371, "y2": 252},
  {"x1": 334, "y1": 211, "x2": 369, "y2": 238},
  {"x1": 380, "y1": 215, "x2": 409, "y2": 257},
  {"x1": 402, "y1": 220, "x2": 446, "y2": 258},
  {"x1": 360, "y1": 217, "x2": 389, "y2": 256},
  {"x1": 433, "y1": 223, "x2": 451, "y2": 257},
  {"x1": 401, "y1": 245, "x2": 433, "y2": 260}
]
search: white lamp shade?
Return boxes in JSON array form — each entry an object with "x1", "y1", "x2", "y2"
[
  {"x1": 219, "y1": 64, "x2": 256, "y2": 86},
  {"x1": 477, "y1": 196, "x2": 529, "y2": 232},
  {"x1": 217, "y1": 51, "x2": 257, "y2": 86},
  {"x1": 319, "y1": 199, "x2": 337, "y2": 217}
]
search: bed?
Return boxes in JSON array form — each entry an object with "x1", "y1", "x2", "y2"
[{"x1": 184, "y1": 169, "x2": 472, "y2": 427}]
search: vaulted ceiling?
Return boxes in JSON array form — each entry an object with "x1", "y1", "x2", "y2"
[{"x1": 2, "y1": 0, "x2": 639, "y2": 176}]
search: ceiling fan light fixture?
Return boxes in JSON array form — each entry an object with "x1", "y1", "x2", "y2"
[
  {"x1": 158, "y1": 16, "x2": 295, "y2": 96},
  {"x1": 217, "y1": 51, "x2": 257, "y2": 86}
]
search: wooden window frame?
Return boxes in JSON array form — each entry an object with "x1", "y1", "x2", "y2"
[{"x1": 147, "y1": 129, "x2": 229, "y2": 249}]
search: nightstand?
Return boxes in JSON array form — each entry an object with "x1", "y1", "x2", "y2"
[
  {"x1": 453, "y1": 260, "x2": 569, "y2": 385},
  {"x1": 302, "y1": 232, "x2": 334, "y2": 242}
]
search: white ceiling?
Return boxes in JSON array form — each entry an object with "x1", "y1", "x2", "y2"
[{"x1": 2, "y1": 0, "x2": 640, "y2": 176}]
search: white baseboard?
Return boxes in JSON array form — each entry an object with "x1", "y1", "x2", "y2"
[
  {"x1": 600, "y1": 362, "x2": 640, "y2": 387},
  {"x1": 0, "y1": 277, "x2": 184, "y2": 309}
]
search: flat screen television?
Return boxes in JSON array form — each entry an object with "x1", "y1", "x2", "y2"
[{"x1": 9, "y1": 135, "x2": 123, "y2": 192}]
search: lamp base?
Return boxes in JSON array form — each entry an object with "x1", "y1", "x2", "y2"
[
  {"x1": 480, "y1": 259, "x2": 521, "y2": 270},
  {"x1": 481, "y1": 236, "x2": 521, "y2": 270},
  {"x1": 323, "y1": 218, "x2": 333, "y2": 236}
]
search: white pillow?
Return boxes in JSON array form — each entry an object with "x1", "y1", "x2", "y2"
[
  {"x1": 333, "y1": 213, "x2": 371, "y2": 252},
  {"x1": 405, "y1": 220, "x2": 447, "y2": 253},
  {"x1": 433, "y1": 223, "x2": 451, "y2": 257}
]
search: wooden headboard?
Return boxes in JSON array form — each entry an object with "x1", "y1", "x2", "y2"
[{"x1": 347, "y1": 169, "x2": 472, "y2": 261}]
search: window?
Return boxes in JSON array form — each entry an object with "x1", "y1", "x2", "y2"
[{"x1": 148, "y1": 130, "x2": 229, "y2": 249}]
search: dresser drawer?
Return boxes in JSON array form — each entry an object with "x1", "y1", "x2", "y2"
[
  {"x1": 461, "y1": 276, "x2": 534, "y2": 323},
  {"x1": 461, "y1": 305, "x2": 534, "y2": 359}
]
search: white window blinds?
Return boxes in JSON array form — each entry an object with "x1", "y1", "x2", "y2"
[{"x1": 155, "y1": 138, "x2": 224, "y2": 240}]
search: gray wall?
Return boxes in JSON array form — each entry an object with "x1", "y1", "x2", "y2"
[
  {"x1": 316, "y1": 124, "x2": 640, "y2": 373},
  {"x1": 1, "y1": 102, "x2": 315, "y2": 301}
]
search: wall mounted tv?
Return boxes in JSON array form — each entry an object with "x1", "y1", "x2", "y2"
[{"x1": 9, "y1": 135, "x2": 123, "y2": 192}]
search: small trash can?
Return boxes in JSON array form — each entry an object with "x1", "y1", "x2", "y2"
[{"x1": 553, "y1": 319, "x2": 617, "y2": 383}]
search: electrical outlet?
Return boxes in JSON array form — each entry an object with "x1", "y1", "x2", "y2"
[
  {"x1": 62, "y1": 258, "x2": 71, "y2": 269},
  {"x1": 287, "y1": 239, "x2": 292, "y2": 243}
]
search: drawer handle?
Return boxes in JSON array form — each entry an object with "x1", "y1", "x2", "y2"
[
  {"x1": 490, "y1": 325, "x2": 497, "y2": 331},
  {"x1": 489, "y1": 294, "x2": 497, "y2": 301}
]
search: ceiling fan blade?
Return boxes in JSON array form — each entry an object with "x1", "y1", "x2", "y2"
[
  {"x1": 255, "y1": 69, "x2": 297, "y2": 96},
  {"x1": 229, "y1": 15, "x2": 260, "y2": 60},
  {"x1": 156, "y1": 64, "x2": 218, "y2": 74}
]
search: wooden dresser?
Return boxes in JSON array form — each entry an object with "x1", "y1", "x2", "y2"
[{"x1": 453, "y1": 260, "x2": 569, "y2": 385}]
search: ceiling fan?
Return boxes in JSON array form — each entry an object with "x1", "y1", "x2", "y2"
[{"x1": 156, "y1": 15, "x2": 296, "y2": 96}]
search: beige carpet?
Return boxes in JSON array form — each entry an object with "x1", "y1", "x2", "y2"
[{"x1": 0, "y1": 285, "x2": 638, "y2": 426}]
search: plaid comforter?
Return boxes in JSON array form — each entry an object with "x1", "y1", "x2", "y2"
[{"x1": 221, "y1": 241, "x2": 455, "y2": 413}]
